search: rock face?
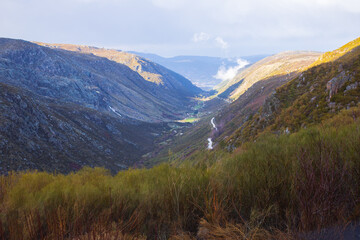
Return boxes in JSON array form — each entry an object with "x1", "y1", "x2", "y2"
[
  {"x1": 326, "y1": 71, "x2": 352, "y2": 99},
  {"x1": 0, "y1": 38, "x2": 203, "y2": 173}
]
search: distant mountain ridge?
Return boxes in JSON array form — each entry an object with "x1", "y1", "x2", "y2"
[{"x1": 130, "y1": 51, "x2": 268, "y2": 90}]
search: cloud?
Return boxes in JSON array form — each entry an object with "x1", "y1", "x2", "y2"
[
  {"x1": 294, "y1": 0, "x2": 360, "y2": 12},
  {"x1": 192, "y1": 33, "x2": 229, "y2": 51},
  {"x1": 1, "y1": 0, "x2": 359, "y2": 57},
  {"x1": 215, "y1": 37, "x2": 228, "y2": 49},
  {"x1": 214, "y1": 58, "x2": 249, "y2": 82},
  {"x1": 151, "y1": 0, "x2": 185, "y2": 10},
  {"x1": 192, "y1": 32, "x2": 211, "y2": 42}
]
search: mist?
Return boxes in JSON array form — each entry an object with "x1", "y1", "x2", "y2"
[{"x1": 214, "y1": 58, "x2": 249, "y2": 82}]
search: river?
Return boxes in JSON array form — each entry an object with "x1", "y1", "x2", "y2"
[{"x1": 207, "y1": 117, "x2": 217, "y2": 150}]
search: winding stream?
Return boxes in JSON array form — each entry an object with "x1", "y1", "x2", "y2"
[
  {"x1": 207, "y1": 138, "x2": 213, "y2": 150},
  {"x1": 207, "y1": 117, "x2": 217, "y2": 150},
  {"x1": 211, "y1": 117, "x2": 217, "y2": 130}
]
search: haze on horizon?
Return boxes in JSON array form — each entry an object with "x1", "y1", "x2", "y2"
[{"x1": 1, "y1": 0, "x2": 359, "y2": 58}]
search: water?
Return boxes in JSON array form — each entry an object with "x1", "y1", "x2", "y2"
[{"x1": 207, "y1": 138, "x2": 213, "y2": 149}]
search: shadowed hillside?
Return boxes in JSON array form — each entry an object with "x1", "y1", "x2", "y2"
[
  {"x1": 0, "y1": 38, "x2": 201, "y2": 122},
  {"x1": 0, "y1": 38, "x2": 203, "y2": 173},
  {"x1": 0, "y1": 82, "x2": 172, "y2": 174}
]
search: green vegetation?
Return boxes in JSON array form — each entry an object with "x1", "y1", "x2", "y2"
[
  {"x1": 192, "y1": 101, "x2": 205, "y2": 111},
  {"x1": 177, "y1": 117, "x2": 200, "y2": 123},
  {"x1": 1, "y1": 106, "x2": 359, "y2": 239}
]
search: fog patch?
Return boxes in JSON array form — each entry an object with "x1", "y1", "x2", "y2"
[{"x1": 214, "y1": 58, "x2": 249, "y2": 82}]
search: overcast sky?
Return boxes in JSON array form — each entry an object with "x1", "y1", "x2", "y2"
[{"x1": 1, "y1": 0, "x2": 359, "y2": 57}]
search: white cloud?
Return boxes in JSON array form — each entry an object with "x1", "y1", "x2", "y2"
[
  {"x1": 215, "y1": 37, "x2": 229, "y2": 49},
  {"x1": 214, "y1": 58, "x2": 249, "y2": 82},
  {"x1": 192, "y1": 34, "x2": 230, "y2": 52},
  {"x1": 192, "y1": 32, "x2": 211, "y2": 42},
  {"x1": 293, "y1": 0, "x2": 360, "y2": 12},
  {"x1": 321, "y1": 0, "x2": 360, "y2": 13},
  {"x1": 151, "y1": 0, "x2": 186, "y2": 10}
]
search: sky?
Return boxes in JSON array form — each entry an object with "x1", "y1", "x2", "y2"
[{"x1": 1, "y1": 0, "x2": 360, "y2": 57}]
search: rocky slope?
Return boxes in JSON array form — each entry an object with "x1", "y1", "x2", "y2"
[
  {"x1": 0, "y1": 38, "x2": 203, "y2": 173},
  {"x1": 35, "y1": 42, "x2": 202, "y2": 98},
  {"x1": 0, "y1": 38, "x2": 202, "y2": 122},
  {"x1": 0, "y1": 82, "x2": 171, "y2": 174}
]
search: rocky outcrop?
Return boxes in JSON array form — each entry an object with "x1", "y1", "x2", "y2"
[{"x1": 326, "y1": 71, "x2": 352, "y2": 100}]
